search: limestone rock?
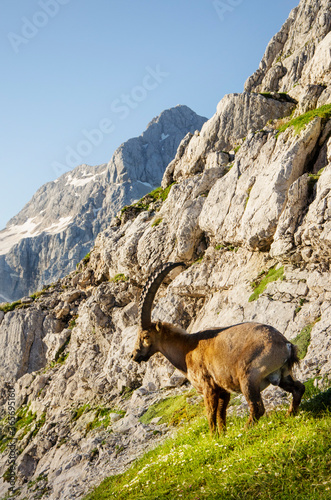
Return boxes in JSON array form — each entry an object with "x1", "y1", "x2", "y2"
[
  {"x1": 245, "y1": 0, "x2": 331, "y2": 95},
  {"x1": 0, "y1": 308, "x2": 48, "y2": 381},
  {"x1": 270, "y1": 174, "x2": 310, "y2": 257},
  {"x1": 162, "y1": 93, "x2": 294, "y2": 185},
  {"x1": 199, "y1": 116, "x2": 321, "y2": 250},
  {"x1": 295, "y1": 160, "x2": 331, "y2": 259}
]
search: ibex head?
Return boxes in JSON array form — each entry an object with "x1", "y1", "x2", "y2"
[{"x1": 131, "y1": 262, "x2": 185, "y2": 363}]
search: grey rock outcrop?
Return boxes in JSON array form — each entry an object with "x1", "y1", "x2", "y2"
[
  {"x1": 162, "y1": 92, "x2": 295, "y2": 185},
  {"x1": 245, "y1": 0, "x2": 331, "y2": 111},
  {"x1": 0, "y1": 106, "x2": 207, "y2": 302},
  {"x1": 199, "y1": 116, "x2": 322, "y2": 250}
]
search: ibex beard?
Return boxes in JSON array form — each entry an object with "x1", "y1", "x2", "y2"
[{"x1": 131, "y1": 262, "x2": 305, "y2": 436}]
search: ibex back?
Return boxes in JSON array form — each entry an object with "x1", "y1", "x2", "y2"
[{"x1": 131, "y1": 262, "x2": 305, "y2": 435}]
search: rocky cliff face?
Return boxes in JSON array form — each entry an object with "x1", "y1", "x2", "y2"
[
  {"x1": 245, "y1": 0, "x2": 331, "y2": 111},
  {"x1": 0, "y1": 106, "x2": 207, "y2": 303},
  {"x1": 0, "y1": 0, "x2": 331, "y2": 498}
]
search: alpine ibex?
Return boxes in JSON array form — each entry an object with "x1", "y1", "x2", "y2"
[{"x1": 131, "y1": 262, "x2": 305, "y2": 434}]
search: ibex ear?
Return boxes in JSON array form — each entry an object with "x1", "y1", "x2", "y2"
[{"x1": 156, "y1": 321, "x2": 162, "y2": 332}]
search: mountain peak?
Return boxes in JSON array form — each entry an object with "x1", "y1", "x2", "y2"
[{"x1": 0, "y1": 105, "x2": 207, "y2": 302}]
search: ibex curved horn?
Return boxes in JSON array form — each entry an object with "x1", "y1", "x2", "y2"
[{"x1": 139, "y1": 262, "x2": 185, "y2": 330}]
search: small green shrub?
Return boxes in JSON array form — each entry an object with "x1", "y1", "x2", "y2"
[
  {"x1": 30, "y1": 289, "x2": 46, "y2": 300},
  {"x1": 31, "y1": 413, "x2": 46, "y2": 438},
  {"x1": 0, "y1": 300, "x2": 22, "y2": 313},
  {"x1": 308, "y1": 167, "x2": 326, "y2": 197},
  {"x1": 110, "y1": 273, "x2": 129, "y2": 283},
  {"x1": 71, "y1": 403, "x2": 90, "y2": 421},
  {"x1": 83, "y1": 252, "x2": 91, "y2": 265},
  {"x1": 292, "y1": 317, "x2": 321, "y2": 359},
  {"x1": 151, "y1": 218, "x2": 163, "y2": 227},
  {"x1": 16, "y1": 405, "x2": 36, "y2": 433},
  {"x1": 120, "y1": 387, "x2": 134, "y2": 400},
  {"x1": 248, "y1": 266, "x2": 284, "y2": 302},
  {"x1": 121, "y1": 183, "x2": 176, "y2": 218},
  {"x1": 276, "y1": 103, "x2": 331, "y2": 136},
  {"x1": 85, "y1": 407, "x2": 125, "y2": 433},
  {"x1": 149, "y1": 184, "x2": 174, "y2": 203},
  {"x1": 54, "y1": 335, "x2": 71, "y2": 363},
  {"x1": 245, "y1": 186, "x2": 253, "y2": 208}
]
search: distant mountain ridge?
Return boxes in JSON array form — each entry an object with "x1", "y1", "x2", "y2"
[{"x1": 0, "y1": 105, "x2": 207, "y2": 302}]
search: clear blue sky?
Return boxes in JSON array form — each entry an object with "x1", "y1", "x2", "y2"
[{"x1": 0, "y1": 0, "x2": 299, "y2": 230}]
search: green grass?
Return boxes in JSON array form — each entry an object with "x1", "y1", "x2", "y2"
[
  {"x1": 0, "y1": 300, "x2": 22, "y2": 313},
  {"x1": 308, "y1": 167, "x2": 326, "y2": 197},
  {"x1": 84, "y1": 388, "x2": 331, "y2": 500},
  {"x1": 71, "y1": 403, "x2": 90, "y2": 421},
  {"x1": 308, "y1": 167, "x2": 326, "y2": 184},
  {"x1": 192, "y1": 257, "x2": 204, "y2": 265},
  {"x1": 54, "y1": 335, "x2": 71, "y2": 363},
  {"x1": 215, "y1": 244, "x2": 238, "y2": 252},
  {"x1": 140, "y1": 392, "x2": 204, "y2": 427},
  {"x1": 248, "y1": 266, "x2": 284, "y2": 302},
  {"x1": 151, "y1": 217, "x2": 163, "y2": 227},
  {"x1": 109, "y1": 273, "x2": 129, "y2": 283},
  {"x1": 149, "y1": 184, "x2": 175, "y2": 203},
  {"x1": 0, "y1": 405, "x2": 47, "y2": 454},
  {"x1": 29, "y1": 289, "x2": 47, "y2": 300},
  {"x1": 83, "y1": 252, "x2": 91, "y2": 265},
  {"x1": 276, "y1": 103, "x2": 331, "y2": 136},
  {"x1": 121, "y1": 183, "x2": 176, "y2": 217},
  {"x1": 245, "y1": 186, "x2": 253, "y2": 208},
  {"x1": 85, "y1": 407, "x2": 126, "y2": 433},
  {"x1": 15, "y1": 406, "x2": 36, "y2": 432},
  {"x1": 292, "y1": 317, "x2": 321, "y2": 360},
  {"x1": 69, "y1": 318, "x2": 77, "y2": 330}
]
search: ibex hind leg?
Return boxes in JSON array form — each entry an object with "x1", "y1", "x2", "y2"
[
  {"x1": 279, "y1": 375, "x2": 305, "y2": 416},
  {"x1": 203, "y1": 386, "x2": 230, "y2": 436},
  {"x1": 216, "y1": 390, "x2": 230, "y2": 434},
  {"x1": 203, "y1": 386, "x2": 220, "y2": 436},
  {"x1": 240, "y1": 378, "x2": 265, "y2": 429}
]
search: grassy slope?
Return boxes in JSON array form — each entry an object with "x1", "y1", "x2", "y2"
[{"x1": 84, "y1": 388, "x2": 331, "y2": 500}]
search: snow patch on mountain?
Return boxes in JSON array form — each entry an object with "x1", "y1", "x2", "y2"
[{"x1": 0, "y1": 218, "x2": 41, "y2": 255}]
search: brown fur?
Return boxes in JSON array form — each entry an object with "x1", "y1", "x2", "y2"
[{"x1": 131, "y1": 321, "x2": 305, "y2": 435}]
